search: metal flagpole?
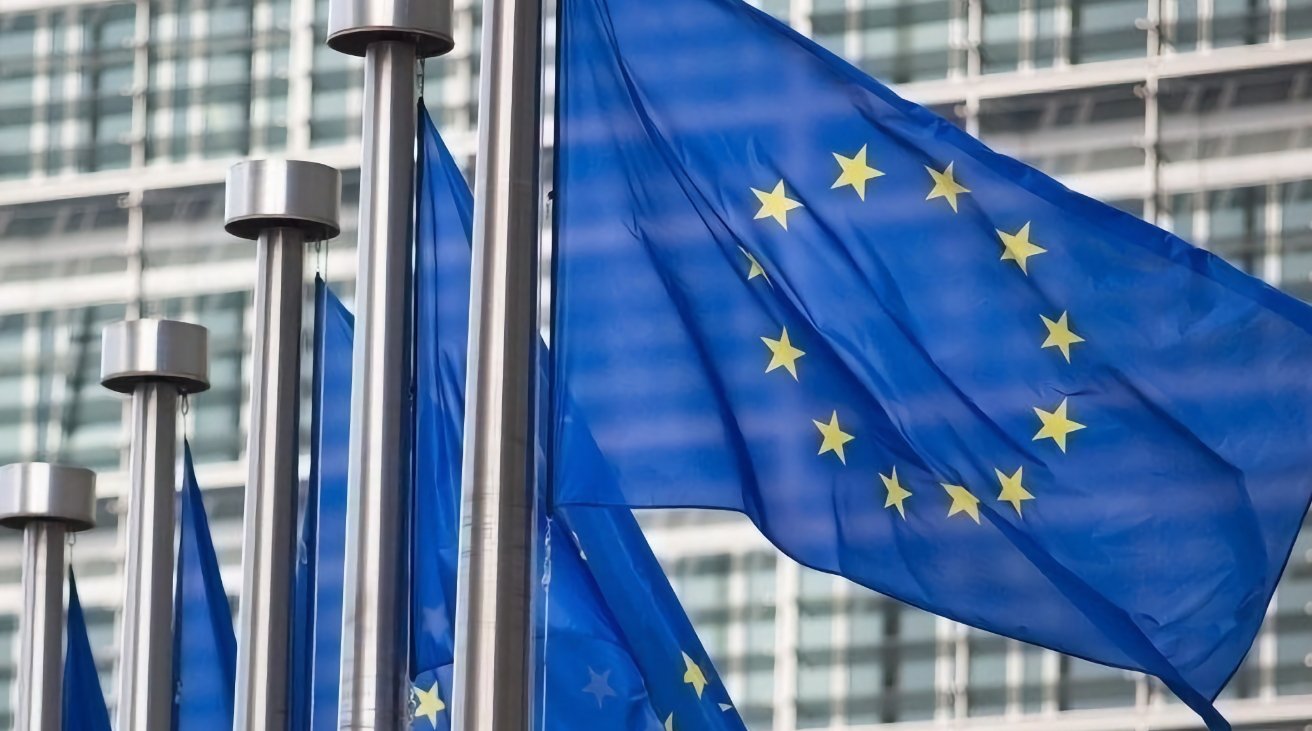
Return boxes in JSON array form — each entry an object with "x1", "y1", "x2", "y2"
[
  {"x1": 224, "y1": 159, "x2": 341, "y2": 731},
  {"x1": 323, "y1": 2, "x2": 452, "y2": 727},
  {"x1": 101, "y1": 319, "x2": 210, "y2": 731},
  {"x1": 0, "y1": 463, "x2": 97, "y2": 731},
  {"x1": 451, "y1": 0, "x2": 544, "y2": 726}
]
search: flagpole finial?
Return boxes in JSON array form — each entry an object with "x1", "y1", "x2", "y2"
[
  {"x1": 326, "y1": 0, "x2": 455, "y2": 58},
  {"x1": 0, "y1": 463, "x2": 97, "y2": 533},
  {"x1": 224, "y1": 160, "x2": 343, "y2": 242},
  {"x1": 1, "y1": 462, "x2": 98, "y2": 731},
  {"x1": 100, "y1": 319, "x2": 211, "y2": 396}
]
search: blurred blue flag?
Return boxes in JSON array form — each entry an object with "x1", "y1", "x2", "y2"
[
  {"x1": 551, "y1": 0, "x2": 1312, "y2": 726},
  {"x1": 343, "y1": 104, "x2": 741, "y2": 730},
  {"x1": 173, "y1": 443, "x2": 236, "y2": 730},
  {"x1": 63, "y1": 569, "x2": 111, "y2": 731},
  {"x1": 290, "y1": 277, "x2": 354, "y2": 731}
]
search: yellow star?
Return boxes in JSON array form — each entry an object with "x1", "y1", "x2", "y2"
[
  {"x1": 1040, "y1": 312, "x2": 1085, "y2": 363},
  {"x1": 752, "y1": 180, "x2": 803, "y2": 230},
  {"x1": 994, "y1": 467, "x2": 1035, "y2": 516},
  {"x1": 997, "y1": 222, "x2": 1048, "y2": 274},
  {"x1": 738, "y1": 246, "x2": 769, "y2": 283},
  {"x1": 682, "y1": 652, "x2": 708, "y2": 698},
  {"x1": 1033, "y1": 397, "x2": 1086, "y2": 452},
  {"x1": 832, "y1": 145, "x2": 885, "y2": 200},
  {"x1": 925, "y1": 162, "x2": 970, "y2": 212},
  {"x1": 942, "y1": 483, "x2": 981, "y2": 523},
  {"x1": 880, "y1": 467, "x2": 912, "y2": 518},
  {"x1": 412, "y1": 682, "x2": 445, "y2": 728},
  {"x1": 665, "y1": 714, "x2": 675, "y2": 731},
  {"x1": 813, "y1": 411, "x2": 855, "y2": 464},
  {"x1": 762, "y1": 327, "x2": 805, "y2": 380}
]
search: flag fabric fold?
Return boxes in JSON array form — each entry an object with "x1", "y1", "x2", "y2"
[
  {"x1": 173, "y1": 443, "x2": 238, "y2": 730},
  {"x1": 550, "y1": 0, "x2": 1312, "y2": 726},
  {"x1": 378, "y1": 103, "x2": 743, "y2": 730},
  {"x1": 63, "y1": 569, "x2": 112, "y2": 731},
  {"x1": 291, "y1": 277, "x2": 355, "y2": 731}
]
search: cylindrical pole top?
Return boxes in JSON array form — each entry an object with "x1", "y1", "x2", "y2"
[
  {"x1": 0, "y1": 463, "x2": 96, "y2": 532},
  {"x1": 101, "y1": 319, "x2": 211, "y2": 395},
  {"x1": 326, "y1": 0, "x2": 454, "y2": 58},
  {"x1": 225, "y1": 160, "x2": 343, "y2": 241}
]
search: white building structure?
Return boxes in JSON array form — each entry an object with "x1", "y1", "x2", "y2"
[{"x1": 0, "y1": 0, "x2": 1309, "y2": 727}]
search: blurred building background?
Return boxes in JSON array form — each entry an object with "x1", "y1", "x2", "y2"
[{"x1": 0, "y1": 0, "x2": 1309, "y2": 728}]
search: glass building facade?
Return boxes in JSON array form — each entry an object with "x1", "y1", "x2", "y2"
[{"x1": 0, "y1": 0, "x2": 1310, "y2": 727}]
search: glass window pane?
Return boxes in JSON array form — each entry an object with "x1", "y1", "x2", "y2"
[
  {"x1": 1070, "y1": 0, "x2": 1145, "y2": 63},
  {"x1": 982, "y1": 0, "x2": 1022, "y2": 73},
  {"x1": 854, "y1": 0, "x2": 953, "y2": 83},
  {"x1": 1212, "y1": 0, "x2": 1271, "y2": 46},
  {"x1": 0, "y1": 14, "x2": 36, "y2": 180}
]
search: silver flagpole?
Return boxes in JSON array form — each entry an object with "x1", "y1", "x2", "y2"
[
  {"x1": 0, "y1": 463, "x2": 97, "y2": 731},
  {"x1": 225, "y1": 159, "x2": 341, "y2": 731},
  {"x1": 101, "y1": 319, "x2": 210, "y2": 731},
  {"x1": 451, "y1": 0, "x2": 544, "y2": 725},
  {"x1": 323, "y1": 2, "x2": 452, "y2": 727}
]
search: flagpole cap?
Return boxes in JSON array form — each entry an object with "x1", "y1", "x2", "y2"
[
  {"x1": 224, "y1": 159, "x2": 342, "y2": 240},
  {"x1": 326, "y1": 0, "x2": 454, "y2": 58},
  {"x1": 100, "y1": 319, "x2": 211, "y2": 395},
  {"x1": 0, "y1": 463, "x2": 97, "y2": 532}
]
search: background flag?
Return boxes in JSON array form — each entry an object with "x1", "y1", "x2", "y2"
[
  {"x1": 551, "y1": 0, "x2": 1312, "y2": 726},
  {"x1": 173, "y1": 443, "x2": 237, "y2": 730},
  {"x1": 63, "y1": 570, "x2": 112, "y2": 731},
  {"x1": 408, "y1": 104, "x2": 744, "y2": 730},
  {"x1": 290, "y1": 278, "x2": 354, "y2": 731}
]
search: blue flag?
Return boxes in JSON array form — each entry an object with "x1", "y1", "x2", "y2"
[
  {"x1": 550, "y1": 0, "x2": 1312, "y2": 727},
  {"x1": 290, "y1": 278, "x2": 354, "y2": 731},
  {"x1": 63, "y1": 570, "x2": 112, "y2": 731},
  {"x1": 406, "y1": 101, "x2": 472, "y2": 731},
  {"x1": 406, "y1": 103, "x2": 743, "y2": 730},
  {"x1": 173, "y1": 443, "x2": 237, "y2": 730}
]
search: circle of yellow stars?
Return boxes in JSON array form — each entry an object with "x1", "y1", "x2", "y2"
[{"x1": 741, "y1": 145, "x2": 1092, "y2": 526}]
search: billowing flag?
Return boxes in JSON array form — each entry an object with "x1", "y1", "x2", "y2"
[
  {"x1": 63, "y1": 569, "x2": 112, "y2": 731},
  {"x1": 173, "y1": 444, "x2": 237, "y2": 730},
  {"x1": 290, "y1": 278, "x2": 354, "y2": 731},
  {"x1": 320, "y1": 104, "x2": 740, "y2": 730},
  {"x1": 550, "y1": 0, "x2": 1312, "y2": 727}
]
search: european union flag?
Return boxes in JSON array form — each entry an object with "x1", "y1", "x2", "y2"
[
  {"x1": 63, "y1": 569, "x2": 112, "y2": 731},
  {"x1": 550, "y1": 0, "x2": 1312, "y2": 726},
  {"x1": 289, "y1": 277, "x2": 354, "y2": 731},
  {"x1": 173, "y1": 443, "x2": 237, "y2": 730},
  {"x1": 403, "y1": 103, "x2": 744, "y2": 730}
]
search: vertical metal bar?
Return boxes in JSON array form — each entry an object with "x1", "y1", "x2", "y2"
[
  {"x1": 115, "y1": 383, "x2": 179, "y2": 731},
  {"x1": 450, "y1": 0, "x2": 543, "y2": 728},
  {"x1": 233, "y1": 227, "x2": 306, "y2": 731},
  {"x1": 286, "y1": 0, "x2": 317, "y2": 153},
  {"x1": 770, "y1": 559, "x2": 800, "y2": 731},
  {"x1": 964, "y1": 0, "x2": 982, "y2": 136},
  {"x1": 16, "y1": 522, "x2": 67, "y2": 731},
  {"x1": 1143, "y1": 0, "x2": 1163, "y2": 224},
  {"x1": 338, "y1": 40, "x2": 418, "y2": 730}
]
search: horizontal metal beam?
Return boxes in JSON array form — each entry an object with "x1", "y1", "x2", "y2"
[
  {"x1": 832, "y1": 694, "x2": 1312, "y2": 731},
  {"x1": 0, "y1": 146, "x2": 360, "y2": 209},
  {"x1": 1063, "y1": 145, "x2": 1312, "y2": 200},
  {"x1": 900, "y1": 38, "x2": 1312, "y2": 105},
  {"x1": 0, "y1": 249, "x2": 356, "y2": 317}
]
